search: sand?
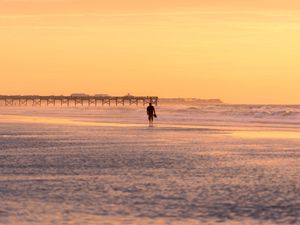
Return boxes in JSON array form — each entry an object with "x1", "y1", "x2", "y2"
[{"x1": 0, "y1": 106, "x2": 299, "y2": 225}]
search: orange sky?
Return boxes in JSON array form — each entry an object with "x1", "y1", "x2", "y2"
[{"x1": 1, "y1": 1, "x2": 300, "y2": 104}]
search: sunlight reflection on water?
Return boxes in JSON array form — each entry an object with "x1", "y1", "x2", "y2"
[
  {"x1": 230, "y1": 130, "x2": 300, "y2": 139},
  {"x1": 1, "y1": 114, "x2": 299, "y2": 140}
]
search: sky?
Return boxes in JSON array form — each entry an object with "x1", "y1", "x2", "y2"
[{"x1": 1, "y1": 1, "x2": 300, "y2": 104}]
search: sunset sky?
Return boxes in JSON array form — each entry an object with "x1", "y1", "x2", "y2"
[{"x1": 1, "y1": 1, "x2": 300, "y2": 104}]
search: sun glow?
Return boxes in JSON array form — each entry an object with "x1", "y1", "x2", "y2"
[{"x1": 1, "y1": 1, "x2": 300, "y2": 104}]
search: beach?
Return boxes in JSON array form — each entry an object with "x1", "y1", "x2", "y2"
[{"x1": 0, "y1": 105, "x2": 300, "y2": 225}]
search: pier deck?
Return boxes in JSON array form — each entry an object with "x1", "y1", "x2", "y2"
[{"x1": 0, "y1": 95, "x2": 158, "y2": 107}]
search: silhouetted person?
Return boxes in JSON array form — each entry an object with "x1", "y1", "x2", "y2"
[{"x1": 147, "y1": 103, "x2": 156, "y2": 126}]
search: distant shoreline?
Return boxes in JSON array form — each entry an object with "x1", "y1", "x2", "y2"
[{"x1": 159, "y1": 98, "x2": 223, "y2": 104}]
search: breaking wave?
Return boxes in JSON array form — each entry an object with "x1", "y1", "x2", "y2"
[{"x1": 158, "y1": 104, "x2": 300, "y2": 125}]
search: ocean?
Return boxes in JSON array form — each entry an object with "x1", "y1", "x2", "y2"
[{"x1": 0, "y1": 104, "x2": 300, "y2": 225}]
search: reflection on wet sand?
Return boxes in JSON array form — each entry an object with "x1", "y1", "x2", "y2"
[
  {"x1": 230, "y1": 130, "x2": 300, "y2": 139},
  {"x1": 1, "y1": 111, "x2": 300, "y2": 225},
  {"x1": 1, "y1": 114, "x2": 300, "y2": 140}
]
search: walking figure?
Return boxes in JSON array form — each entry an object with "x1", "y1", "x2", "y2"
[{"x1": 147, "y1": 103, "x2": 156, "y2": 126}]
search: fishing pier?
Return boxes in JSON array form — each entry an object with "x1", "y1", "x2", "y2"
[{"x1": 0, "y1": 95, "x2": 158, "y2": 107}]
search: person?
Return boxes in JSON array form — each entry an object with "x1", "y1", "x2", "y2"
[{"x1": 147, "y1": 103, "x2": 156, "y2": 126}]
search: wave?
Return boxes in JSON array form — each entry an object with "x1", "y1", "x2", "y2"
[
  {"x1": 163, "y1": 105, "x2": 299, "y2": 116},
  {"x1": 156, "y1": 105, "x2": 300, "y2": 126}
]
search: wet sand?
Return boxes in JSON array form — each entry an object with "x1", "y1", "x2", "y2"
[{"x1": 0, "y1": 107, "x2": 300, "y2": 225}]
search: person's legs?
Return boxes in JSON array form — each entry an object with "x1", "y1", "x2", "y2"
[{"x1": 148, "y1": 115, "x2": 154, "y2": 126}]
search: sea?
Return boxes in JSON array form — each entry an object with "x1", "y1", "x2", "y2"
[{"x1": 0, "y1": 104, "x2": 299, "y2": 225}]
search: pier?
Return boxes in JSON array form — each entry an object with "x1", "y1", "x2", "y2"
[{"x1": 0, "y1": 95, "x2": 158, "y2": 107}]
